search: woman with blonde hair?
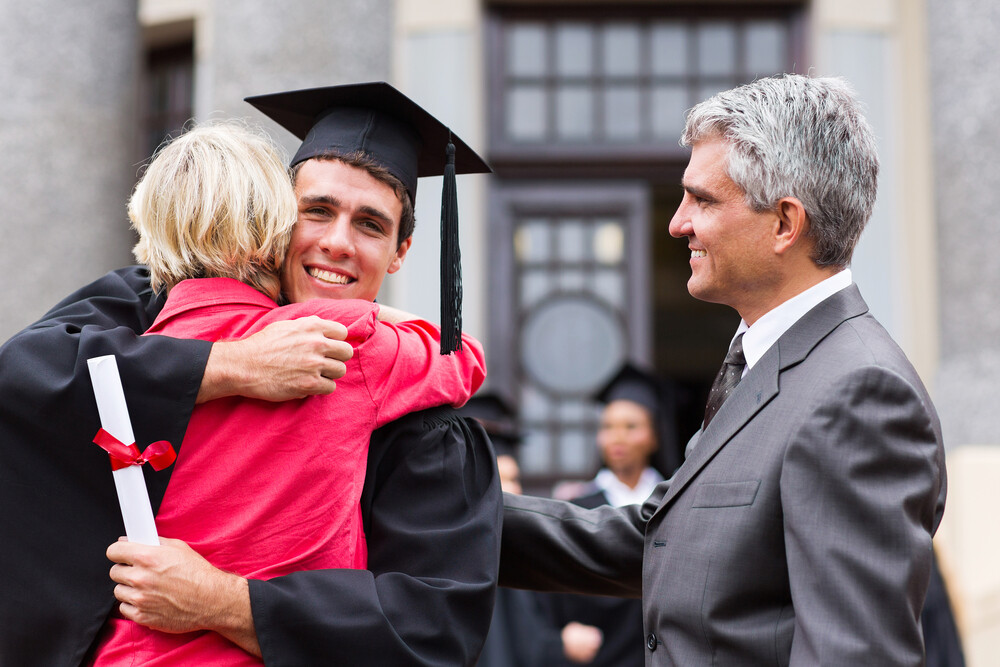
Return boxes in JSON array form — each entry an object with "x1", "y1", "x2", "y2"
[
  {"x1": 91, "y1": 121, "x2": 486, "y2": 665},
  {"x1": 130, "y1": 120, "x2": 296, "y2": 301}
]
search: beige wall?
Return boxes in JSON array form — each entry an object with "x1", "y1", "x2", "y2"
[
  {"x1": 810, "y1": 0, "x2": 939, "y2": 384},
  {"x1": 936, "y1": 447, "x2": 1000, "y2": 666},
  {"x1": 389, "y1": 0, "x2": 491, "y2": 342}
]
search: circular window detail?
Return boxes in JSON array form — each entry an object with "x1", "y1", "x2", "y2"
[{"x1": 520, "y1": 294, "x2": 625, "y2": 395}]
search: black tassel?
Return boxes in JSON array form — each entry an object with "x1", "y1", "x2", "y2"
[{"x1": 440, "y1": 138, "x2": 462, "y2": 354}]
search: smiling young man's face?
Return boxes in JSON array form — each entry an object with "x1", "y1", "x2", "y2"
[{"x1": 281, "y1": 158, "x2": 412, "y2": 304}]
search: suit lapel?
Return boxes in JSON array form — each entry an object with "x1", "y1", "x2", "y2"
[{"x1": 650, "y1": 285, "x2": 870, "y2": 518}]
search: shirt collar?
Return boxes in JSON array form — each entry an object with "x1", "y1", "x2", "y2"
[
  {"x1": 157, "y1": 277, "x2": 277, "y2": 320},
  {"x1": 736, "y1": 269, "x2": 853, "y2": 372},
  {"x1": 594, "y1": 467, "x2": 665, "y2": 507}
]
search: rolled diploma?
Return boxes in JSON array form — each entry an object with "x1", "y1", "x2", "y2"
[{"x1": 87, "y1": 355, "x2": 160, "y2": 546}]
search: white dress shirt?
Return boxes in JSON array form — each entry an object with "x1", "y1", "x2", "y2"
[
  {"x1": 593, "y1": 467, "x2": 665, "y2": 507},
  {"x1": 734, "y1": 269, "x2": 854, "y2": 376}
]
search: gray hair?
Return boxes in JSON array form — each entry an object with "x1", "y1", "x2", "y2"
[{"x1": 681, "y1": 74, "x2": 879, "y2": 268}]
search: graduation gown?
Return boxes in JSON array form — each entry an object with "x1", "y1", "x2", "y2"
[{"x1": 0, "y1": 266, "x2": 501, "y2": 667}]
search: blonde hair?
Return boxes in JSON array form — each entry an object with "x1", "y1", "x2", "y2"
[{"x1": 130, "y1": 120, "x2": 297, "y2": 299}]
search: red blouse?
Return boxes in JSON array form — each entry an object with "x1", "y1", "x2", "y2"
[{"x1": 92, "y1": 278, "x2": 486, "y2": 666}]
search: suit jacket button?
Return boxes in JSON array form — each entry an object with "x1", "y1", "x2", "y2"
[{"x1": 646, "y1": 633, "x2": 657, "y2": 651}]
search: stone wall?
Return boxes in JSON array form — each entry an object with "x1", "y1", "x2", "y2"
[
  {"x1": 0, "y1": 0, "x2": 394, "y2": 343},
  {"x1": 0, "y1": 0, "x2": 140, "y2": 341}
]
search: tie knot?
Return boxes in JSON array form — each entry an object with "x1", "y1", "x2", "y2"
[{"x1": 724, "y1": 333, "x2": 746, "y2": 367}]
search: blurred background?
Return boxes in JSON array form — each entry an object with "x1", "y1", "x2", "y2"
[{"x1": 0, "y1": 0, "x2": 996, "y2": 662}]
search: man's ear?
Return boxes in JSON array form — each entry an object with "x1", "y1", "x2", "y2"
[
  {"x1": 774, "y1": 197, "x2": 808, "y2": 256},
  {"x1": 387, "y1": 236, "x2": 413, "y2": 274}
]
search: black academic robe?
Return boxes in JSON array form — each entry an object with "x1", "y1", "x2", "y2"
[
  {"x1": 535, "y1": 489, "x2": 646, "y2": 667},
  {"x1": 476, "y1": 586, "x2": 564, "y2": 667},
  {"x1": 0, "y1": 266, "x2": 502, "y2": 667},
  {"x1": 921, "y1": 552, "x2": 966, "y2": 667}
]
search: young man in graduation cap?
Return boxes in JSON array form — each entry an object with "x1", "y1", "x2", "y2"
[{"x1": 0, "y1": 82, "x2": 499, "y2": 666}]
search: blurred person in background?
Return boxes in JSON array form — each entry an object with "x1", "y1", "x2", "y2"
[
  {"x1": 539, "y1": 362, "x2": 670, "y2": 666},
  {"x1": 461, "y1": 393, "x2": 577, "y2": 667}
]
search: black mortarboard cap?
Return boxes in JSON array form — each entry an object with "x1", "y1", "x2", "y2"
[
  {"x1": 593, "y1": 362, "x2": 662, "y2": 417},
  {"x1": 244, "y1": 81, "x2": 492, "y2": 354},
  {"x1": 458, "y1": 392, "x2": 523, "y2": 459}
]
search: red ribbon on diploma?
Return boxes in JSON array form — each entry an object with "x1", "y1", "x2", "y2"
[{"x1": 93, "y1": 428, "x2": 176, "y2": 472}]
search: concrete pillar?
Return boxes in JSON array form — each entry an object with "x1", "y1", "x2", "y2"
[
  {"x1": 0, "y1": 0, "x2": 140, "y2": 341},
  {"x1": 928, "y1": 1, "x2": 1000, "y2": 664},
  {"x1": 203, "y1": 0, "x2": 393, "y2": 156},
  {"x1": 928, "y1": 0, "x2": 1000, "y2": 448}
]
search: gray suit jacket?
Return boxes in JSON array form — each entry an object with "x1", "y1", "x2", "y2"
[{"x1": 501, "y1": 286, "x2": 946, "y2": 666}]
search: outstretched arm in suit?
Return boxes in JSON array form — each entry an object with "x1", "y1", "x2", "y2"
[{"x1": 499, "y1": 491, "x2": 649, "y2": 597}]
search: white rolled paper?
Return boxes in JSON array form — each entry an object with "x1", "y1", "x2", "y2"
[{"x1": 87, "y1": 355, "x2": 160, "y2": 546}]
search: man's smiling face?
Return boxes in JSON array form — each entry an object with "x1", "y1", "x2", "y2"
[
  {"x1": 668, "y1": 136, "x2": 782, "y2": 324},
  {"x1": 281, "y1": 158, "x2": 411, "y2": 304}
]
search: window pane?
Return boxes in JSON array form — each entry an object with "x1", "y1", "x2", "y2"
[
  {"x1": 521, "y1": 384, "x2": 552, "y2": 421},
  {"x1": 697, "y1": 80, "x2": 730, "y2": 104},
  {"x1": 651, "y1": 84, "x2": 688, "y2": 140},
  {"x1": 144, "y1": 43, "x2": 194, "y2": 160},
  {"x1": 592, "y1": 220, "x2": 624, "y2": 265},
  {"x1": 559, "y1": 397, "x2": 590, "y2": 422},
  {"x1": 604, "y1": 84, "x2": 641, "y2": 140},
  {"x1": 507, "y1": 84, "x2": 547, "y2": 141},
  {"x1": 556, "y1": 23, "x2": 592, "y2": 77},
  {"x1": 520, "y1": 270, "x2": 550, "y2": 309},
  {"x1": 556, "y1": 85, "x2": 594, "y2": 140},
  {"x1": 520, "y1": 427, "x2": 551, "y2": 474},
  {"x1": 745, "y1": 21, "x2": 786, "y2": 77},
  {"x1": 558, "y1": 270, "x2": 587, "y2": 292},
  {"x1": 168, "y1": 69, "x2": 192, "y2": 111},
  {"x1": 508, "y1": 23, "x2": 547, "y2": 77},
  {"x1": 559, "y1": 428, "x2": 596, "y2": 474},
  {"x1": 515, "y1": 218, "x2": 552, "y2": 263},
  {"x1": 520, "y1": 297, "x2": 625, "y2": 394},
  {"x1": 697, "y1": 22, "x2": 736, "y2": 76},
  {"x1": 556, "y1": 219, "x2": 587, "y2": 262},
  {"x1": 602, "y1": 23, "x2": 640, "y2": 77},
  {"x1": 651, "y1": 22, "x2": 687, "y2": 76},
  {"x1": 592, "y1": 269, "x2": 625, "y2": 307}
]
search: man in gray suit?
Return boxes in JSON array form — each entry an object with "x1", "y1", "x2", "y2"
[{"x1": 500, "y1": 74, "x2": 946, "y2": 665}]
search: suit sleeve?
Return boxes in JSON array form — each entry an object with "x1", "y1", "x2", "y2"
[
  {"x1": 782, "y1": 365, "x2": 944, "y2": 666},
  {"x1": 499, "y1": 492, "x2": 647, "y2": 598},
  {"x1": 249, "y1": 407, "x2": 502, "y2": 667},
  {"x1": 0, "y1": 267, "x2": 210, "y2": 667}
]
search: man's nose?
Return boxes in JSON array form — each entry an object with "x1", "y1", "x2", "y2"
[
  {"x1": 668, "y1": 204, "x2": 691, "y2": 238},
  {"x1": 318, "y1": 217, "x2": 356, "y2": 256}
]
